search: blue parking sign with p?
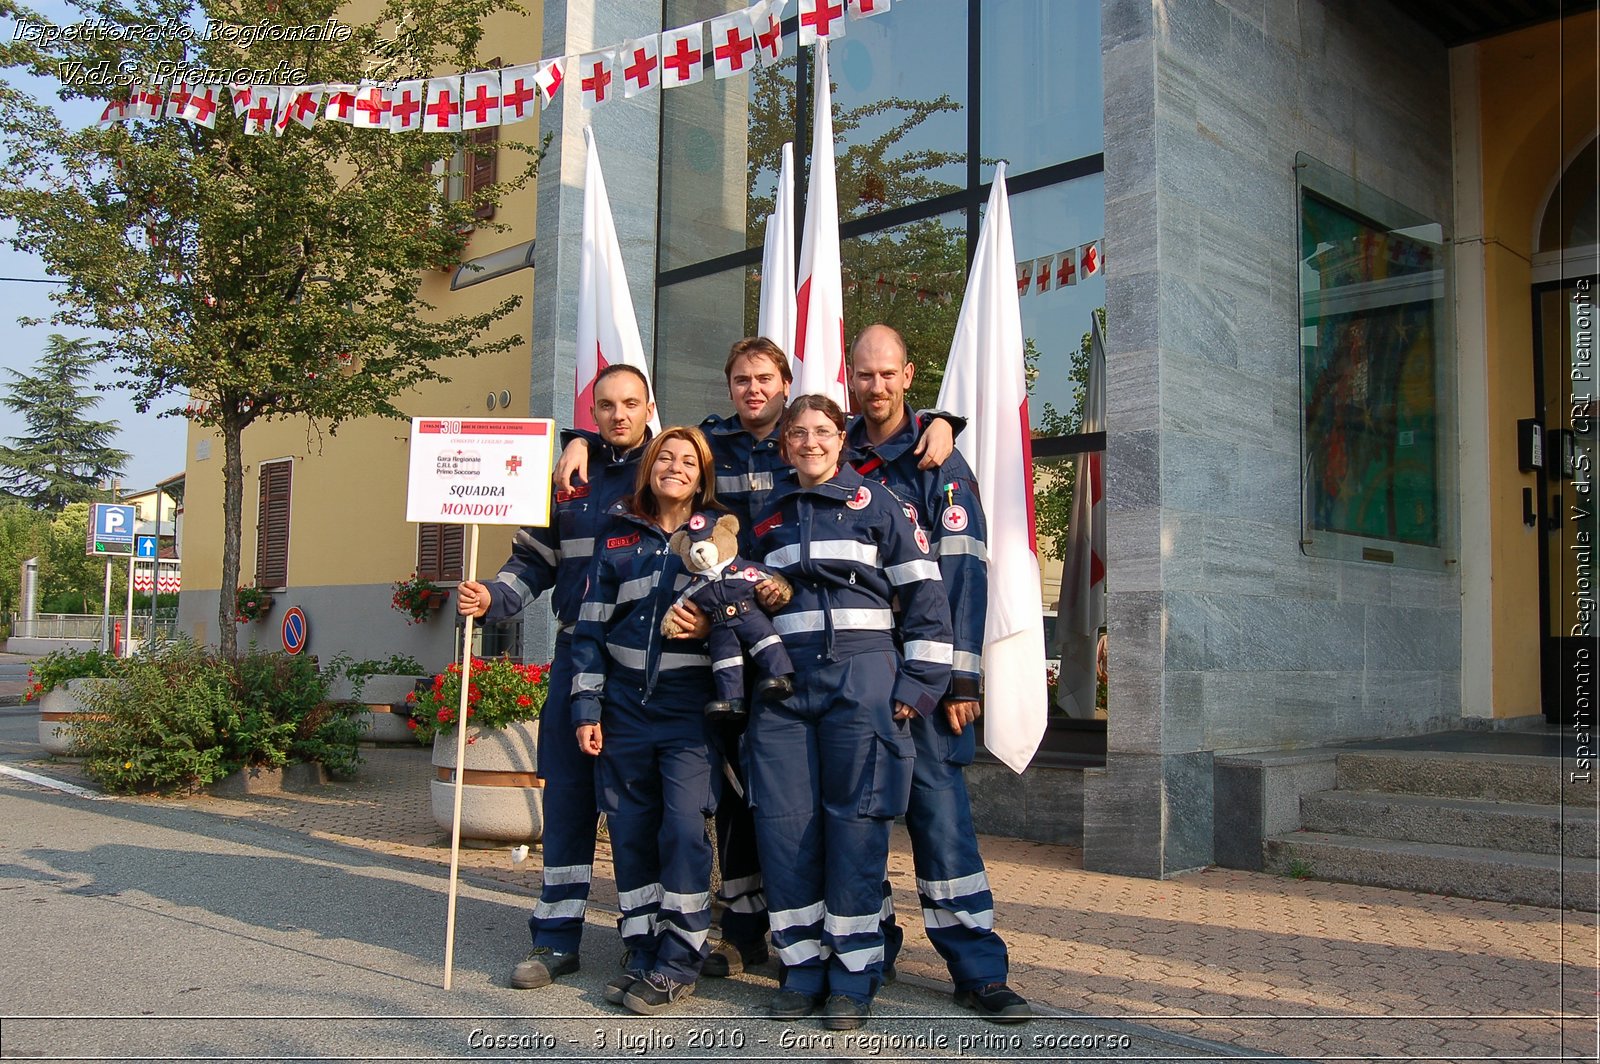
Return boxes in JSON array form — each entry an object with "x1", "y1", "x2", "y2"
[{"x1": 87, "y1": 503, "x2": 137, "y2": 557}]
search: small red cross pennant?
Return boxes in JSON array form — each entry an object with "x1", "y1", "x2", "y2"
[
  {"x1": 352, "y1": 80, "x2": 391, "y2": 130},
  {"x1": 620, "y1": 35, "x2": 660, "y2": 98},
  {"x1": 322, "y1": 84, "x2": 358, "y2": 124},
  {"x1": 848, "y1": 0, "x2": 891, "y2": 18},
  {"x1": 578, "y1": 50, "x2": 615, "y2": 110},
  {"x1": 278, "y1": 85, "x2": 323, "y2": 134},
  {"x1": 1080, "y1": 240, "x2": 1103, "y2": 278},
  {"x1": 96, "y1": 97, "x2": 130, "y2": 128},
  {"x1": 533, "y1": 58, "x2": 565, "y2": 108},
  {"x1": 498, "y1": 63, "x2": 539, "y2": 124},
  {"x1": 389, "y1": 81, "x2": 425, "y2": 133},
  {"x1": 242, "y1": 86, "x2": 280, "y2": 136},
  {"x1": 660, "y1": 24, "x2": 705, "y2": 88},
  {"x1": 754, "y1": 0, "x2": 786, "y2": 67},
  {"x1": 799, "y1": 0, "x2": 847, "y2": 46},
  {"x1": 1055, "y1": 248, "x2": 1077, "y2": 287},
  {"x1": 711, "y1": 9, "x2": 757, "y2": 80},
  {"x1": 181, "y1": 85, "x2": 219, "y2": 128},
  {"x1": 230, "y1": 84, "x2": 254, "y2": 117},
  {"x1": 461, "y1": 70, "x2": 502, "y2": 129},
  {"x1": 165, "y1": 81, "x2": 193, "y2": 120},
  {"x1": 1015, "y1": 259, "x2": 1033, "y2": 297},
  {"x1": 423, "y1": 77, "x2": 463, "y2": 133},
  {"x1": 1035, "y1": 255, "x2": 1053, "y2": 294}
]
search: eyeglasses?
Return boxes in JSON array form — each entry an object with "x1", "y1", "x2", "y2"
[{"x1": 784, "y1": 427, "x2": 840, "y2": 443}]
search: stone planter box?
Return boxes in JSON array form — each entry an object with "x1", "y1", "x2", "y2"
[
  {"x1": 335, "y1": 674, "x2": 428, "y2": 744},
  {"x1": 36, "y1": 677, "x2": 121, "y2": 756},
  {"x1": 430, "y1": 720, "x2": 543, "y2": 844},
  {"x1": 209, "y1": 761, "x2": 329, "y2": 796}
]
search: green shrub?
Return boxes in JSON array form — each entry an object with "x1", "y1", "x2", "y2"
[{"x1": 24, "y1": 646, "x2": 121, "y2": 702}]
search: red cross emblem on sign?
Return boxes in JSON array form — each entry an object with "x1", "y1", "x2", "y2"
[
  {"x1": 463, "y1": 83, "x2": 497, "y2": 124},
  {"x1": 716, "y1": 27, "x2": 754, "y2": 71},
  {"x1": 425, "y1": 88, "x2": 460, "y2": 127},
  {"x1": 663, "y1": 37, "x2": 700, "y2": 81},
  {"x1": 803, "y1": 0, "x2": 844, "y2": 37},
  {"x1": 502, "y1": 77, "x2": 536, "y2": 115},
  {"x1": 505, "y1": 455, "x2": 522, "y2": 474},
  {"x1": 582, "y1": 60, "x2": 611, "y2": 103},
  {"x1": 391, "y1": 87, "x2": 422, "y2": 128},
  {"x1": 624, "y1": 47, "x2": 656, "y2": 89}
]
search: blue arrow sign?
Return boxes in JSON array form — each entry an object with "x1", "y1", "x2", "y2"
[{"x1": 135, "y1": 535, "x2": 158, "y2": 559}]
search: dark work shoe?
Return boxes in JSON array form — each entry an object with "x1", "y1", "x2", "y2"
[
  {"x1": 703, "y1": 698, "x2": 746, "y2": 721},
  {"x1": 701, "y1": 937, "x2": 770, "y2": 978},
  {"x1": 955, "y1": 983, "x2": 1032, "y2": 1024},
  {"x1": 882, "y1": 959, "x2": 897, "y2": 985},
  {"x1": 768, "y1": 989, "x2": 822, "y2": 1019},
  {"x1": 623, "y1": 971, "x2": 695, "y2": 1015},
  {"x1": 821, "y1": 994, "x2": 871, "y2": 1030},
  {"x1": 754, "y1": 675, "x2": 793, "y2": 703},
  {"x1": 603, "y1": 970, "x2": 644, "y2": 1005},
  {"x1": 509, "y1": 946, "x2": 579, "y2": 989}
]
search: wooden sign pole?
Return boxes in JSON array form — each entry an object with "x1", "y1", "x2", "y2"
[{"x1": 442, "y1": 521, "x2": 481, "y2": 991}]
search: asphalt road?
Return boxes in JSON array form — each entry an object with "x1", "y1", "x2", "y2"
[{"x1": 0, "y1": 707, "x2": 1289, "y2": 1063}]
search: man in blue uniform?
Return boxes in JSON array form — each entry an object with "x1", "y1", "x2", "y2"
[
  {"x1": 455, "y1": 364, "x2": 654, "y2": 990},
  {"x1": 843, "y1": 324, "x2": 1032, "y2": 1023}
]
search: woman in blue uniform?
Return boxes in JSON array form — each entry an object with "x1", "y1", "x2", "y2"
[
  {"x1": 747, "y1": 395, "x2": 955, "y2": 1030},
  {"x1": 569, "y1": 426, "x2": 722, "y2": 1016}
]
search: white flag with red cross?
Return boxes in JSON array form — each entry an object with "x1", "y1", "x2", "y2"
[
  {"x1": 461, "y1": 70, "x2": 502, "y2": 129},
  {"x1": 533, "y1": 58, "x2": 565, "y2": 108},
  {"x1": 792, "y1": 40, "x2": 846, "y2": 407},
  {"x1": 799, "y1": 0, "x2": 847, "y2": 45},
  {"x1": 659, "y1": 24, "x2": 705, "y2": 88},
  {"x1": 1055, "y1": 248, "x2": 1076, "y2": 287},
  {"x1": 1015, "y1": 260, "x2": 1032, "y2": 297},
  {"x1": 281, "y1": 85, "x2": 323, "y2": 131},
  {"x1": 423, "y1": 77, "x2": 463, "y2": 133},
  {"x1": 936, "y1": 162, "x2": 1048, "y2": 774},
  {"x1": 498, "y1": 63, "x2": 540, "y2": 123},
  {"x1": 1080, "y1": 239, "x2": 1102, "y2": 278},
  {"x1": 164, "y1": 82, "x2": 192, "y2": 119},
  {"x1": 577, "y1": 51, "x2": 616, "y2": 110},
  {"x1": 179, "y1": 85, "x2": 219, "y2": 128},
  {"x1": 323, "y1": 84, "x2": 358, "y2": 124},
  {"x1": 389, "y1": 81, "x2": 425, "y2": 133},
  {"x1": 229, "y1": 84, "x2": 253, "y2": 117},
  {"x1": 574, "y1": 127, "x2": 662, "y2": 435},
  {"x1": 848, "y1": 0, "x2": 891, "y2": 18},
  {"x1": 351, "y1": 81, "x2": 391, "y2": 129},
  {"x1": 1035, "y1": 255, "x2": 1053, "y2": 294},
  {"x1": 241, "y1": 86, "x2": 280, "y2": 136},
  {"x1": 619, "y1": 36, "x2": 660, "y2": 98},
  {"x1": 96, "y1": 96, "x2": 130, "y2": 128},
  {"x1": 753, "y1": 0, "x2": 787, "y2": 66},
  {"x1": 1058, "y1": 312, "x2": 1107, "y2": 720},
  {"x1": 129, "y1": 82, "x2": 161, "y2": 119},
  {"x1": 711, "y1": 9, "x2": 758, "y2": 80}
]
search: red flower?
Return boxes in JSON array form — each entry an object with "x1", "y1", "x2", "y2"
[
  {"x1": 406, "y1": 718, "x2": 419, "y2": 730},
  {"x1": 436, "y1": 708, "x2": 451, "y2": 723},
  {"x1": 517, "y1": 694, "x2": 532, "y2": 707}
]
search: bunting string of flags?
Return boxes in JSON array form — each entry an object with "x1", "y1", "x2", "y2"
[
  {"x1": 94, "y1": 0, "x2": 897, "y2": 134},
  {"x1": 1016, "y1": 240, "x2": 1104, "y2": 296}
]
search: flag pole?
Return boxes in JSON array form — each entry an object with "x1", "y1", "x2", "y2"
[{"x1": 442, "y1": 521, "x2": 481, "y2": 990}]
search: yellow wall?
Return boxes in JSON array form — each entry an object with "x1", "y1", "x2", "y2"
[
  {"x1": 181, "y1": 0, "x2": 542, "y2": 596},
  {"x1": 1474, "y1": 11, "x2": 1597, "y2": 714}
]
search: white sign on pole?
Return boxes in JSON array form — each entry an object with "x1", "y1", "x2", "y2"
[{"x1": 405, "y1": 418, "x2": 556, "y2": 527}]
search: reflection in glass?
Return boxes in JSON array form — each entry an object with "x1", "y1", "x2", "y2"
[
  {"x1": 981, "y1": 0, "x2": 1102, "y2": 178},
  {"x1": 654, "y1": 266, "x2": 758, "y2": 423}
]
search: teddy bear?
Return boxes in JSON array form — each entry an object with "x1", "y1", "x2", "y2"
[{"x1": 662, "y1": 511, "x2": 795, "y2": 721}]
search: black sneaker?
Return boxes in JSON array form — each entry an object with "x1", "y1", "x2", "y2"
[
  {"x1": 701, "y1": 938, "x2": 770, "y2": 978},
  {"x1": 623, "y1": 971, "x2": 695, "y2": 1015},
  {"x1": 955, "y1": 983, "x2": 1032, "y2": 1024},
  {"x1": 603, "y1": 971, "x2": 644, "y2": 1005},
  {"x1": 509, "y1": 946, "x2": 580, "y2": 989},
  {"x1": 767, "y1": 989, "x2": 822, "y2": 1019},
  {"x1": 821, "y1": 994, "x2": 871, "y2": 1030}
]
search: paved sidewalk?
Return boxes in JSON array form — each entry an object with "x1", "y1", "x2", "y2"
[{"x1": 16, "y1": 743, "x2": 1599, "y2": 1061}]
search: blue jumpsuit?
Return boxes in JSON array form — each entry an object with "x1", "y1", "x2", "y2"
[
  {"x1": 571, "y1": 505, "x2": 718, "y2": 985},
  {"x1": 478, "y1": 435, "x2": 648, "y2": 956},
  {"x1": 748, "y1": 463, "x2": 954, "y2": 1005},
  {"x1": 845, "y1": 406, "x2": 1010, "y2": 993}
]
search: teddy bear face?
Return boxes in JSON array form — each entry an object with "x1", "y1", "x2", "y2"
[{"x1": 669, "y1": 512, "x2": 744, "y2": 576}]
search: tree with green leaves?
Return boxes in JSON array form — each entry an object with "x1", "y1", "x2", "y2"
[
  {"x1": 0, "y1": 0, "x2": 544, "y2": 656},
  {"x1": 0, "y1": 334, "x2": 128, "y2": 510},
  {"x1": 1031, "y1": 308, "x2": 1103, "y2": 561}
]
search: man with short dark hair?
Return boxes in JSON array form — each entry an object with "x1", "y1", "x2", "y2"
[
  {"x1": 844, "y1": 323, "x2": 1031, "y2": 1024},
  {"x1": 456, "y1": 363, "x2": 655, "y2": 990}
]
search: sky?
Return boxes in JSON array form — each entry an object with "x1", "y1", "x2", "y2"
[{"x1": 1, "y1": 0, "x2": 190, "y2": 492}]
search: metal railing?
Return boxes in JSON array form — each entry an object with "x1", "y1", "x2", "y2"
[{"x1": 9, "y1": 613, "x2": 178, "y2": 643}]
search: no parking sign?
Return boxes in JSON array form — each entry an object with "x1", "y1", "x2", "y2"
[{"x1": 281, "y1": 606, "x2": 308, "y2": 655}]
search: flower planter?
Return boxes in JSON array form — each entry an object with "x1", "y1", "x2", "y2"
[
  {"x1": 430, "y1": 721, "x2": 543, "y2": 844},
  {"x1": 327, "y1": 674, "x2": 429, "y2": 744},
  {"x1": 208, "y1": 761, "x2": 328, "y2": 796},
  {"x1": 36, "y1": 677, "x2": 121, "y2": 756}
]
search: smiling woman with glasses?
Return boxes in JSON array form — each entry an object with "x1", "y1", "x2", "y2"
[{"x1": 741, "y1": 394, "x2": 955, "y2": 1030}]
